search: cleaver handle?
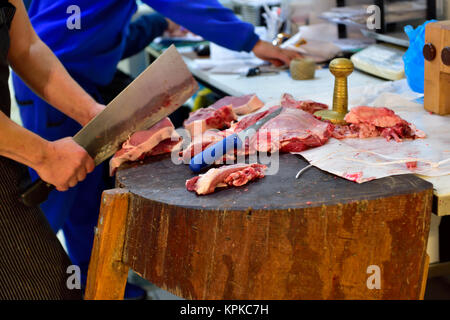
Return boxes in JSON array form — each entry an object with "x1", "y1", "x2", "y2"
[{"x1": 20, "y1": 179, "x2": 55, "y2": 207}]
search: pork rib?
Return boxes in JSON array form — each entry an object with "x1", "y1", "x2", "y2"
[
  {"x1": 210, "y1": 94, "x2": 264, "y2": 115},
  {"x1": 183, "y1": 105, "x2": 237, "y2": 136},
  {"x1": 332, "y1": 106, "x2": 426, "y2": 142},
  {"x1": 186, "y1": 163, "x2": 267, "y2": 195},
  {"x1": 110, "y1": 118, "x2": 181, "y2": 175}
]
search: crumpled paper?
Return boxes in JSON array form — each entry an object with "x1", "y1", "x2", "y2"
[
  {"x1": 293, "y1": 91, "x2": 450, "y2": 183},
  {"x1": 281, "y1": 24, "x2": 342, "y2": 62}
]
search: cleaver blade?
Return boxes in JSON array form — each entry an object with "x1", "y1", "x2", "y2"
[{"x1": 21, "y1": 45, "x2": 198, "y2": 206}]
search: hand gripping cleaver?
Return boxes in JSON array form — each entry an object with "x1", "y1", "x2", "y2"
[{"x1": 21, "y1": 45, "x2": 199, "y2": 207}]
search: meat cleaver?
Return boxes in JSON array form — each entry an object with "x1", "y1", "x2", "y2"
[{"x1": 21, "y1": 45, "x2": 199, "y2": 207}]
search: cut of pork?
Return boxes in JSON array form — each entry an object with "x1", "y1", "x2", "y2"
[
  {"x1": 281, "y1": 93, "x2": 329, "y2": 114},
  {"x1": 186, "y1": 163, "x2": 267, "y2": 195},
  {"x1": 250, "y1": 108, "x2": 334, "y2": 153},
  {"x1": 209, "y1": 94, "x2": 264, "y2": 115},
  {"x1": 183, "y1": 105, "x2": 237, "y2": 136},
  {"x1": 110, "y1": 118, "x2": 181, "y2": 175},
  {"x1": 332, "y1": 106, "x2": 426, "y2": 142}
]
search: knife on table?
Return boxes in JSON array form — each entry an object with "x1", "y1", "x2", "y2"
[
  {"x1": 189, "y1": 107, "x2": 283, "y2": 173},
  {"x1": 21, "y1": 45, "x2": 199, "y2": 207}
]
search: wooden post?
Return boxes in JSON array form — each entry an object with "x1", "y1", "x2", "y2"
[
  {"x1": 85, "y1": 189, "x2": 130, "y2": 300},
  {"x1": 424, "y1": 21, "x2": 450, "y2": 115},
  {"x1": 420, "y1": 254, "x2": 430, "y2": 300}
]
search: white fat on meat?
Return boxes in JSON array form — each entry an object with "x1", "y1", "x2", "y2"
[
  {"x1": 280, "y1": 93, "x2": 329, "y2": 114},
  {"x1": 183, "y1": 105, "x2": 237, "y2": 137},
  {"x1": 110, "y1": 118, "x2": 181, "y2": 175},
  {"x1": 186, "y1": 163, "x2": 267, "y2": 195},
  {"x1": 209, "y1": 94, "x2": 264, "y2": 115}
]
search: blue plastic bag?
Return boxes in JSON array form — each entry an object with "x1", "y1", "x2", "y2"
[{"x1": 403, "y1": 20, "x2": 437, "y2": 93}]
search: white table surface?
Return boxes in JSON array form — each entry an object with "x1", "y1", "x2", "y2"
[{"x1": 183, "y1": 58, "x2": 385, "y2": 105}]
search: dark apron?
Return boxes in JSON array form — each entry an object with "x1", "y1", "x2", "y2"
[{"x1": 0, "y1": 1, "x2": 81, "y2": 300}]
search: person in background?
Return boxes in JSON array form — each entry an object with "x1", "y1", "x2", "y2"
[
  {"x1": 0, "y1": 0, "x2": 105, "y2": 299},
  {"x1": 98, "y1": 12, "x2": 188, "y2": 121},
  {"x1": 12, "y1": 0, "x2": 301, "y2": 299}
]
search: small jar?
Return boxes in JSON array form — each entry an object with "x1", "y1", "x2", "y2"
[{"x1": 290, "y1": 58, "x2": 316, "y2": 80}]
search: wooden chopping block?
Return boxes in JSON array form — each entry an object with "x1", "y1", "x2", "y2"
[{"x1": 424, "y1": 20, "x2": 450, "y2": 115}]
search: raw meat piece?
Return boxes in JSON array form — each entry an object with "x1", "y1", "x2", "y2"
[
  {"x1": 181, "y1": 107, "x2": 280, "y2": 163},
  {"x1": 110, "y1": 118, "x2": 181, "y2": 175},
  {"x1": 210, "y1": 94, "x2": 264, "y2": 115},
  {"x1": 281, "y1": 93, "x2": 329, "y2": 114},
  {"x1": 332, "y1": 106, "x2": 426, "y2": 142},
  {"x1": 180, "y1": 128, "x2": 246, "y2": 164},
  {"x1": 181, "y1": 107, "x2": 277, "y2": 163},
  {"x1": 180, "y1": 129, "x2": 228, "y2": 163},
  {"x1": 181, "y1": 106, "x2": 334, "y2": 162},
  {"x1": 250, "y1": 108, "x2": 334, "y2": 153},
  {"x1": 186, "y1": 163, "x2": 267, "y2": 195},
  {"x1": 183, "y1": 105, "x2": 237, "y2": 136}
]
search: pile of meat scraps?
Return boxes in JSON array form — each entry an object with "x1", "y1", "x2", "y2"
[{"x1": 331, "y1": 106, "x2": 426, "y2": 142}]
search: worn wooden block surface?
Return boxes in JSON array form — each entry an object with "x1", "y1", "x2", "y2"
[
  {"x1": 117, "y1": 153, "x2": 432, "y2": 211},
  {"x1": 116, "y1": 154, "x2": 433, "y2": 299}
]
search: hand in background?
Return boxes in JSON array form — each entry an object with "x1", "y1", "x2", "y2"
[
  {"x1": 35, "y1": 137, "x2": 95, "y2": 191},
  {"x1": 252, "y1": 40, "x2": 303, "y2": 67},
  {"x1": 165, "y1": 18, "x2": 189, "y2": 37}
]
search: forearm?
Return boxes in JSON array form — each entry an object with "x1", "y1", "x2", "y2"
[
  {"x1": 9, "y1": 40, "x2": 100, "y2": 126},
  {"x1": 7, "y1": 0, "x2": 101, "y2": 126},
  {"x1": 0, "y1": 111, "x2": 47, "y2": 170},
  {"x1": 145, "y1": 0, "x2": 259, "y2": 52}
]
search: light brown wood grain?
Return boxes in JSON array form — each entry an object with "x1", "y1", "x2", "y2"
[
  {"x1": 84, "y1": 189, "x2": 130, "y2": 300},
  {"x1": 419, "y1": 254, "x2": 430, "y2": 299},
  {"x1": 424, "y1": 21, "x2": 450, "y2": 115},
  {"x1": 123, "y1": 190, "x2": 432, "y2": 300}
]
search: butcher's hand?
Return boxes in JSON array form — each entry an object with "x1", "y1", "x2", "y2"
[
  {"x1": 252, "y1": 40, "x2": 303, "y2": 67},
  {"x1": 35, "y1": 138, "x2": 95, "y2": 192}
]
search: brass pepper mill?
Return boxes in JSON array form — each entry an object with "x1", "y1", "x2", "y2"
[{"x1": 314, "y1": 58, "x2": 354, "y2": 124}]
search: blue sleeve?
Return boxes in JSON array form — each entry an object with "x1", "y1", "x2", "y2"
[
  {"x1": 122, "y1": 12, "x2": 168, "y2": 59},
  {"x1": 143, "y1": 0, "x2": 260, "y2": 52}
]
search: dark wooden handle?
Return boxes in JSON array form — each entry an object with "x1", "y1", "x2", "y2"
[
  {"x1": 423, "y1": 43, "x2": 437, "y2": 61},
  {"x1": 20, "y1": 179, "x2": 55, "y2": 207}
]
